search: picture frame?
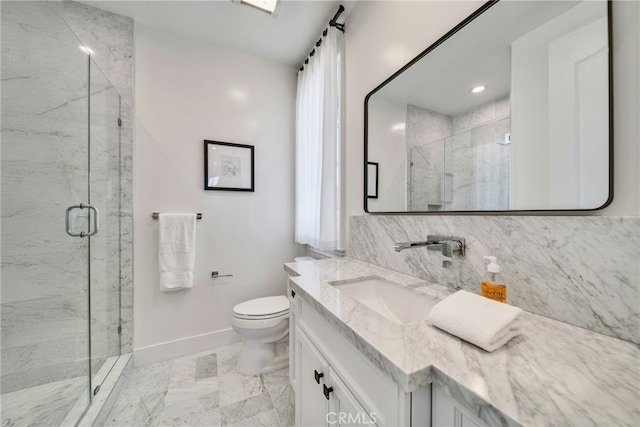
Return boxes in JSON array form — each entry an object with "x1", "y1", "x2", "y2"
[
  {"x1": 204, "y1": 140, "x2": 254, "y2": 192},
  {"x1": 367, "y1": 162, "x2": 378, "y2": 199}
]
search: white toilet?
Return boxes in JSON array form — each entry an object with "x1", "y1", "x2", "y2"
[
  {"x1": 231, "y1": 257, "x2": 316, "y2": 375},
  {"x1": 231, "y1": 295, "x2": 290, "y2": 375}
]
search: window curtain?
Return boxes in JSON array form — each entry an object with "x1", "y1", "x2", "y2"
[{"x1": 295, "y1": 27, "x2": 343, "y2": 250}]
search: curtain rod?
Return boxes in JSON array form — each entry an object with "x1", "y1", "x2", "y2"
[
  {"x1": 330, "y1": 5, "x2": 345, "y2": 33},
  {"x1": 299, "y1": 5, "x2": 345, "y2": 72}
]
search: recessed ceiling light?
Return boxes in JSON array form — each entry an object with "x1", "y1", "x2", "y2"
[
  {"x1": 228, "y1": 88, "x2": 248, "y2": 102},
  {"x1": 240, "y1": 0, "x2": 278, "y2": 14},
  {"x1": 79, "y1": 45, "x2": 94, "y2": 56},
  {"x1": 470, "y1": 85, "x2": 486, "y2": 94},
  {"x1": 391, "y1": 122, "x2": 406, "y2": 132}
]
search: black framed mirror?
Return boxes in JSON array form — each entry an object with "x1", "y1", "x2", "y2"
[{"x1": 364, "y1": 0, "x2": 612, "y2": 214}]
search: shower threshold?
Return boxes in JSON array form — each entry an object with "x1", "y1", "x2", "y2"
[{"x1": 62, "y1": 353, "x2": 132, "y2": 426}]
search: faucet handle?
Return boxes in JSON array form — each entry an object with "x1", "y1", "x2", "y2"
[
  {"x1": 451, "y1": 237, "x2": 465, "y2": 256},
  {"x1": 441, "y1": 241, "x2": 453, "y2": 257},
  {"x1": 426, "y1": 235, "x2": 465, "y2": 256},
  {"x1": 426, "y1": 234, "x2": 448, "y2": 244}
]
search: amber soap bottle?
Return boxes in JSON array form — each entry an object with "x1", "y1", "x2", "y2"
[{"x1": 481, "y1": 256, "x2": 507, "y2": 303}]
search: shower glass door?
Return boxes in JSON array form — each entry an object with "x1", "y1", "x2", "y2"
[
  {"x1": 88, "y1": 59, "x2": 122, "y2": 392},
  {"x1": 1, "y1": 2, "x2": 122, "y2": 425},
  {"x1": 1, "y1": 1, "x2": 92, "y2": 423}
]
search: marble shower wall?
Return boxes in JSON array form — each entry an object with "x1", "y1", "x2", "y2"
[
  {"x1": 445, "y1": 117, "x2": 511, "y2": 211},
  {"x1": 51, "y1": 0, "x2": 134, "y2": 357},
  {"x1": 1, "y1": 1, "x2": 133, "y2": 393},
  {"x1": 349, "y1": 215, "x2": 640, "y2": 344},
  {"x1": 409, "y1": 140, "x2": 445, "y2": 211},
  {"x1": 407, "y1": 97, "x2": 510, "y2": 211},
  {"x1": 407, "y1": 105, "x2": 450, "y2": 211}
]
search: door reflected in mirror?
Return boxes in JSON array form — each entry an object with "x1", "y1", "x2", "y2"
[{"x1": 365, "y1": 0, "x2": 611, "y2": 213}]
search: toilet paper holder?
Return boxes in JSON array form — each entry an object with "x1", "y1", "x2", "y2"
[{"x1": 212, "y1": 271, "x2": 233, "y2": 278}]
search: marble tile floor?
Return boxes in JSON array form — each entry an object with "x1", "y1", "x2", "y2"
[
  {"x1": 1, "y1": 376, "x2": 87, "y2": 427},
  {"x1": 1, "y1": 355, "x2": 125, "y2": 427},
  {"x1": 105, "y1": 343, "x2": 295, "y2": 427}
]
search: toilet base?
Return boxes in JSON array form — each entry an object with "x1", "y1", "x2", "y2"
[{"x1": 236, "y1": 337, "x2": 289, "y2": 375}]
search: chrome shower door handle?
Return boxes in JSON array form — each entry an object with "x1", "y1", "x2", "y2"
[
  {"x1": 66, "y1": 204, "x2": 82, "y2": 237},
  {"x1": 85, "y1": 204, "x2": 99, "y2": 237},
  {"x1": 66, "y1": 203, "x2": 99, "y2": 238}
]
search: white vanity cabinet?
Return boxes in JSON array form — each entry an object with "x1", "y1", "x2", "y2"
[
  {"x1": 295, "y1": 328, "x2": 376, "y2": 427},
  {"x1": 295, "y1": 329, "x2": 329, "y2": 426},
  {"x1": 290, "y1": 281, "x2": 487, "y2": 427},
  {"x1": 292, "y1": 290, "x2": 411, "y2": 427}
]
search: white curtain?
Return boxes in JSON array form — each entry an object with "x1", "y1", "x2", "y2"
[{"x1": 295, "y1": 27, "x2": 342, "y2": 250}]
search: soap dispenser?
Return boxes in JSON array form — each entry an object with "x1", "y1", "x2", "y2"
[{"x1": 481, "y1": 256, "x2": 507, "y2": 303}]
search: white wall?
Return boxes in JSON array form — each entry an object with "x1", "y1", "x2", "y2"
[
  {"x1": 133, "y1": 24, "x2": 296, "y2": 364},
  {"x1": 367, "y1": 95, "x2": 407, "y2": 211},
  {"x1": 606, "y1": 0, "x2": 640, "y2": 216},
  {"x1": 345, "y1": 0, "x2": 485, "y2": 226},
  {"x1": 346, "y1": 0, "x2": 639, "y2": 225}
]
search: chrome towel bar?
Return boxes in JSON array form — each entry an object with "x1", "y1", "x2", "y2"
[{"x1": 152, "y1": 212, "x2": 202, "y2": 220}]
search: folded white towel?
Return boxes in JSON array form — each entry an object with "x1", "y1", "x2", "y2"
[
  {"x1": 158, "y1": 213, "x2": 197, "y2": 292},
  {"x1": 427, "y1": 290, "x2": 523, "y2": 352}
]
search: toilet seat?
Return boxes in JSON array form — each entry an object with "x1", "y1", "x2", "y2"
[
  {"x1": 231, "y1": 311, "x2": 289, "y2": 330},
  {"x1": 233, "y1": 311, "x2": 288, "y2": 320},
  {"x1": 233, "y1": 296, "x2": 289, "y2": 320}
]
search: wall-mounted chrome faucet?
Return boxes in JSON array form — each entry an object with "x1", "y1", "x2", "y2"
[{"x1": 393, "y1": 235, "x2": 465, "y2": 268}]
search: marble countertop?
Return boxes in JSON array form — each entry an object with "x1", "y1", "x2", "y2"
[{"x1": 285, "y1": 257, "x2": 640, "y2": 427}]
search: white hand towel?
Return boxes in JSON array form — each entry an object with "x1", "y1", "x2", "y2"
[
  {"x1": 158, "y1": 213, "x2": 197, "y2": 292},
  {"x1": 427, "y1": 290, "x2": 523, "y2": 352}
]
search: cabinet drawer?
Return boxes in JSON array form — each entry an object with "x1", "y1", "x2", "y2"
[{"x1": 297, "y1": 298, "x2": 403, "y2": 426}]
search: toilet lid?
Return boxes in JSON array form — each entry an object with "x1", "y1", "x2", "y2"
[{"x1": 233, "y1": 296, "x2": 289, "y2": 318}]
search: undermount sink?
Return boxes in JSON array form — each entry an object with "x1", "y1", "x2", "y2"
[{"x1": 328, "y1": 276, "x2": 439, "y2": 324}]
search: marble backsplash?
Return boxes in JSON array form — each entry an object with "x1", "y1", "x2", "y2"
[{"x1": 349, "y1": 215, "x2": 640, "y2": 344}]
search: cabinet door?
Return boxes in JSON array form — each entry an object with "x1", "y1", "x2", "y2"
[
  {"x1": 326, "y1": 367, "x2": 378, "y2": 426},
  {"x1": 432, "y1": 385, "x2": 486, "y2": 427},
  {"x1": 432, "y1": 385, "x2": 456, "y2": 427},
  {"x1": 460, "y1": 413, "x2": 482, "y2": 427},
  {"x1": 288, "y1": 280, "x2": 297, "y2": 388},
  {"x1": 296, "y1": 328, "x2": 329, "y2": 427}
]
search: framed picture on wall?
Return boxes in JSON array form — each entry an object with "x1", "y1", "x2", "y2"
[
  {"x1": 204, "y1": 140, "x2": 254, "y2": 192},
  {"x1": 367, "y1": 162, "x2": 378, "y2": 199}
]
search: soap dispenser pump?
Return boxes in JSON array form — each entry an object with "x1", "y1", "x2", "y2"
[{"x1": 481, "y1": 256, "x2": 507, "y2": 303}]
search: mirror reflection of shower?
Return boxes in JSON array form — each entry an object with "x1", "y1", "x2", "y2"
[{"x1": 407, "y1": 96, "x2": 511, "y2": 212}]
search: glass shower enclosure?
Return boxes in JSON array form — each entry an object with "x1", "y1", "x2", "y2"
[{"x1": 1, "y1": 1, "x2": 124, "y2": 424}]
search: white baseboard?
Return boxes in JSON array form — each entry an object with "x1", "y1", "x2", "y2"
[{"x1": 133, "y1": 328, "x2": 242, "y2": 367}]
